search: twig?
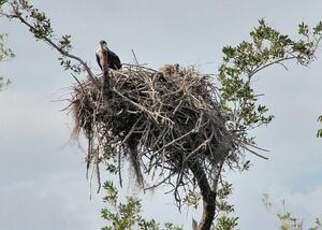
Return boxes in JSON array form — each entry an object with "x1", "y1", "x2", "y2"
[
  {"x1": 7, "y1": 6, "x2": 100, "y2": 87},
  {"x1": 131, "y1": 49, "x2": 139, "y2": 65},
  {"x1": 118, "y1": 152, "x2": 123, "y2": 188},
  {"x1": 242, "y1": 145, "x2": 269, "y2": 160}
]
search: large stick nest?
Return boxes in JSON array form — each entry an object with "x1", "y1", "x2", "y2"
[{"x1": 70, "y1": 64, "x2": 239, "y2": 203}]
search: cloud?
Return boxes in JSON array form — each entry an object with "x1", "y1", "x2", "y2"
[
  {"x1": 0, "y1": 174, "x2": 103, "y2": 230},
  {"x1": 1, "y1": 0, "x2": 322, "y2": 229},
  {"x1": 255, "y1": 184, "x2": 322, "y2": 229}
]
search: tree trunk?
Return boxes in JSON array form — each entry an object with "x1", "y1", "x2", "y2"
[{"x1": 188, "y1": 161, "x2": 216, "y2": 230}]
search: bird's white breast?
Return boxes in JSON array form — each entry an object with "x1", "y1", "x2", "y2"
[{"x1": 96, "y1": 47, "x2": 105, "y2": 66}]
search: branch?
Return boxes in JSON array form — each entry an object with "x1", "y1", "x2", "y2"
[
  {"x1": 5, "y1": 4, "x2": 100, "y2": 87},
  {"x1": 188, "y1": 160, "x2": 215, "y2": 230},
  {"x1": 249, "y1": 56, "x2": 297, "y2": 78},
  {"x1": 131, "y1": 49, "x2": 139, "y2": 65}
]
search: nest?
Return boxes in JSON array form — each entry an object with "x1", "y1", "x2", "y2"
[{"x1": 70, "y1": 64, "x2": 239, "y2": 203}]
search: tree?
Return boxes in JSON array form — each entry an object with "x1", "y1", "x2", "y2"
[
  {"x1": 1, "y1": 1, "x2": 321, "y2": 229},
  {"x1": 100, "y1": 179, "x2": 238, "y2": 230}
]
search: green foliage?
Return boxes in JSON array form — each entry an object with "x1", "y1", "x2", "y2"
[
  {"x1": 317, "y1": 115, "x2": 322, "y2": 138},
  {"x1": 57, "y1": 34, "x2": 82, "y2": 73},
  {"x1": 212, "y1": 182, "x2": 238, "y2": 230},
  {"x1": 101, "y1": 181, "x2": 183, "y2": 230},
  {"x1": 0, "y1": 76, "x2": 10, "y2": 90},
  {"x1": 0, "y1": 33, "x2": 14, "y2": 90},
  {"x1": 263, "y1": 195, "x2": 322, "y2": 230},
  {"x1": 99, "y1": 145, "x2": 119, "y2": 174},
  {"x1": 0, "y1": 0, "x2": 82, "y2": 74},
  {"x1": 100, "y1": 181, "x2": 237, "y2": 230},
  {"x1": 0, "y1": 0, "x2": 8, "y2": 8},
  {"x1": 313, "y1": 22, "x2": 322, "y2": 35},
  {"x1": 277, "y1": 209, "x2": 322, "y2": 230},
  {"x1": 219, "y1": 19, "x2": 322, "y2": 145},
  {"x1": 2, "y1": 2, "x2": 322, "y2": 228},
  {"x1": 29, "y1": 9, "x2": 53, "y2": 39},
  {"x1": 214, "y1": 216, "x2": 238, "y2": 230},
  {"x1": 216, "y1": 182, "x2": 235, "y2": 213},
  {"x1": 181, "y1": 181, "x2": 238, "y2": 229},
  {"x1": 316, "y1": 129, "x2": 322, "y2": 138},
  {"x1": 183, "y1": 190, "x2": 201, "y2": 209},
  {"x1": 277, "y1": 208, "x2": 304, "y2": 230},
  {"x1": 0, "y1": 33, "x2": 14, "y2": 61},
  {"x1": 98, "y1": 20, "x2": 322, "y2": 229}
]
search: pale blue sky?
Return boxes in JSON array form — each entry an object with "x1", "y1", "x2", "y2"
[{"x1": 1, "y1": 0, "x2": 322, "y2": 229}]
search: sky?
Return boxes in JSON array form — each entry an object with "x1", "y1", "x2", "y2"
[{"x1": 0, "y1": 0, "x2": 322, "y2": 229}]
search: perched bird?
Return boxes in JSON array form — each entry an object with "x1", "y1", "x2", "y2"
[{"x1": 96, "y1": 40, "x2": 122, "y2": 70}]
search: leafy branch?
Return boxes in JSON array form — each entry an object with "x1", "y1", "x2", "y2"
[
  {"x1": 0, "y1": 0, "x2": 99, "y2": 86},
  {"x1": 101, "y1": 180, "x2": 183, "y2": 230},
  {"x1": 262, "y1": 194, "x2": 322, "y2": 230},
  {"x1": 219, "y1": 19, "x2": 322, "y2": 146}
]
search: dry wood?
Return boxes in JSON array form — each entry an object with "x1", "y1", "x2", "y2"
[{"x1": 69, "y1": 64, "x2": 254, "y2": 229}]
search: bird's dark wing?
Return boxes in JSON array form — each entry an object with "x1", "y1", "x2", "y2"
[
  {"x1": 96, "y1": 53, "x2": 102, "y2": 70},
  {"x1": 108, "y1": 50, "x2": 122, "y2": 70}
]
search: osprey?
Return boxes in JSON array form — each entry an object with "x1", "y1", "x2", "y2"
[{"x1": 96, "y1": 40, "x2": 122, "y2": 70}]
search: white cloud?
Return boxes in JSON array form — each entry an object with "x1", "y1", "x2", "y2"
[
  {"x1": 0, "y1": 174, "x2": 103, "y2": 230},
  {"x1": 1, "y1": 0, "x2": 322, "y2": 229}
]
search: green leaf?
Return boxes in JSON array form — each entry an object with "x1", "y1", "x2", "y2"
[
  {"x1": 313, "y1": 21, "x2": 322, "y2": 34},
  {"x1": 0, "y1": 0, "x2": 8, "y2": 7},
  {"x1": 222, "y1": 46, "x2": 236, "y2": 58},
  {"x1": 316, "y1": 129, "x2": 322, "y2": 138},
  {"x1": 298, "y1": 22, "x2": 309, "y2": 35},
  {"x1": 317, "y1": 115, "x2": 322, "y2": 122}
]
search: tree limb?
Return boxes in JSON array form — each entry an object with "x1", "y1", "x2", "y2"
[
  {"x1": 188, "y1": 160, "x2": 216, "y2": 230},
  {"x1": 5, "y1": 3, "x2": 100, "y2": 87}
]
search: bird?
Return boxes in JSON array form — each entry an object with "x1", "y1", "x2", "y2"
[{"x1": 96, "y1": 40, "x2": 122, "y2": 71}]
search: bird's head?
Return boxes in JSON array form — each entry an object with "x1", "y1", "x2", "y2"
[{"x1": 99, "y1": 40, "x2": 108, "y2": 50}]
